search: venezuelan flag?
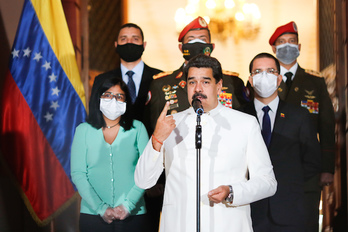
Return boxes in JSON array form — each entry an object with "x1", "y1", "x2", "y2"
[{"x1": 0, "y1": 0, "x2": 86, "y2": 225}]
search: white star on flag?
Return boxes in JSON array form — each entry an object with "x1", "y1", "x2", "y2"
[
  {"x1": 42, "y1": 61, "x2": 51, "y2": 71},
  {"x1": 48, "y1": 73, "x2": 57, "y2": 82},
  {"x1": 23, "y1": 47, "x2": 32, "y2": 57},
  {"x1": 50, "y1": 101, "x2": 60, "y2": 111},
  {"x1": 33, "y1": 52, "x2": 42, "y2": 62},
  {"x1": 51, "y1": 86, "x2": 61, "y2": 96},
  {"x1": 11, "y1": 49, "x2": 20, "y2": 58},
  {"x1": 44, "y1": 112, "x2": 53, "y2": 122}
]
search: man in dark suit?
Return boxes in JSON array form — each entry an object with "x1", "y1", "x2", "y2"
[
  {"x1": 92, "y1": 23, "x2": 162, "y2": 129},
  {"x1": 91, "y1": 23, "x2": 163, "y2": 232},
  {"x1": 241, "y1": 53, "x2": 322, "y2": 232},
  {"x1": 144, "y1": 16, "x2": 248, "y2": 134},
  {"x1": 269, "y1": 21, "x2": 335, "y2": 231}
]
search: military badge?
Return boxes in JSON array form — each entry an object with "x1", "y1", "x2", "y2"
[
  {"x1": 179, "y1": 80, "x2": 186, "y2": 88},
  {"x1": 203, "y1": 46, "x2": 211, "y2": 56},
  {"x1": 301, "y1": 100, "x2": 319, "y2": 114},
  {"x1": 304, "y1": 90, "x2": 316, "y2": 99},
  {"x1": 218, "y1": 91, "x2": 232, "y2": 109},
  {"x1": 280, "y1": 113, "x2": 285, "y2": 118},
  {"x1": 162, "y1": 85, "x2": 171, "y2": 92}
]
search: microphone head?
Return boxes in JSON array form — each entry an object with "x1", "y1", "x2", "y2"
[{"x1": 192, "y1": 98, "x2": 204, "y2": 115}]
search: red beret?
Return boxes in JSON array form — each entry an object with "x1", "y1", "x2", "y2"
[
  {"x1": 178, "y1": 16, "x2": 209, "y2": 42},
  {"x1": 269, "y1": 21, "x2": 298, "y2": 45}
]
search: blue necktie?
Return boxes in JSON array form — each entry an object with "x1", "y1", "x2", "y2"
[
  {"x1": 262, "y1": 106, "x2": 271, "y2": 147},
  {"x1": 126, "y1": 70, "x2": 136, "y2": 104}
]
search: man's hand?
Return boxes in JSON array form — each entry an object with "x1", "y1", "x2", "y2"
[
  {"x1": 208, "y1": 185, "x2": 230, "y2": 203},
  {"x1": 152, "y1": 102, "x2": 176, "y2": 151},
  {"x1": 320, "y1": 172, "x2": 334, "y2": 186},
  {"x1": 102, "y1": 207, "x2": 118, "y2": 224}
]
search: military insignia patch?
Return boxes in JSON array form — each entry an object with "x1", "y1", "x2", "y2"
[
  {"x1": 304, "y1": 90, "x2": 316, "y2": 99},
  {"x1": 176, "y1": 72, "x2": 183, "y2": 79},
  {"x1": 301, "y1": 100, "x2": 319, "y2": 114},
  {"x1": 218, "y1": 91, "x2": 232, "y2": 108},
  {"x1": 203, "y1": 46, "x2": 211, "y2": 56},
  {"x1": 179, "y1": 80, "x2": 186, "y2": 88},
  {"x1": 153, "y1": 71, "x2": 173, "y2": 79},
  {"x1": 280, "y1": 113, "x2": 285, "y2": 118},
  {"x1": 145, "y1": 91, "x2": 152, "y2": 105},
  {"x1": 162, "y1": 85, "x2": 171, "y2": 92}
]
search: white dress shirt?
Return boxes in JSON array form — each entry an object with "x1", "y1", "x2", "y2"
[{"x1": 254, "y1": 96, "x2": 279, "y2": 132}]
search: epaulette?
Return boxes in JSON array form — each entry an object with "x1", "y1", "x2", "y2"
[
  {"x1": 153, "y1": 71, "x2": 173, "y2": 80},
  {"x1": 305, "y1": 69, "x2": 323, "y2": 78},
  {"x1": 222, "y1": 70, "x2": 239, "y2": 77}
]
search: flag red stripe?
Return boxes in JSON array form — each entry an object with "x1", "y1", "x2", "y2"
[{"x1": 1, "y1": 71, "x2": 75, "y2": 220}]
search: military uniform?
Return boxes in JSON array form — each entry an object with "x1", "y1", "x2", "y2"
[
  {"x1": 278, "y1": 65, "x2": 335, "y2": 232},
  {"x1": 144, "y1": 65, "x2": 248, "y2": 134}
]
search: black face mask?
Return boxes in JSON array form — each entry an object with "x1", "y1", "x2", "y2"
[
  {"x1": 182, "y1": 42, "x2": 214, "y2": 61},
  {"x1": 115, "y1": 43, "x2": 144, "y2": 62}
]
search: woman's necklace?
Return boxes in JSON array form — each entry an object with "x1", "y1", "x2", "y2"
[{"x1": 106, "y1": 122, "x2": 119, "y2": 129}]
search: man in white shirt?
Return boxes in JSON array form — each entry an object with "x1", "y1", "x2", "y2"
[
  {"x1": 135, "y1": 54, "x2": 277, "y2": 232},
  {"x1": 241, "y1": 52, "x2": 321, "y2": 232}
]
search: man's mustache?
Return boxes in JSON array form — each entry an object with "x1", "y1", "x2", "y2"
[{"x1": 192, "y1": 93, "x2": 207, "y2": 100}]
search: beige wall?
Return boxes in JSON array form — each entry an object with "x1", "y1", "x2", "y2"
[{"x1": 127, "y1": 0, "x2": 318, "y2": 83}]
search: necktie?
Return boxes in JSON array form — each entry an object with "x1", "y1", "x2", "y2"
[
  {"x1": 285, "y1": 72, "x2": 293, "y2": 89},
  {"x1": 126, "y1": 70, "x2": 136, "y2": 104},
  {"x1": 262, "y1": 106, "x2": 271, "y2": 147}
]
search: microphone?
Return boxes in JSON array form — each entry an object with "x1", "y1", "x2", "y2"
[{"x1": 192, "y1": 98, "x2": 204, "y2": 115}]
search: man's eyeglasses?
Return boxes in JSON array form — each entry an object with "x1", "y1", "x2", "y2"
[
  {"x1": 251, "y1": 68, "x2": 279, "y2": 76},
  {"x1": 101, "y1": 92, "x2": 126, "y2": 102}
]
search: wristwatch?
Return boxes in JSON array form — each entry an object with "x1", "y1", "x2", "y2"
[{"x1": 225, "y1": 185, "x2": 234, "y2": 203}]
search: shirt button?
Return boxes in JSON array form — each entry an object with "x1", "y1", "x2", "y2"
[
  {"x1": 110, "y1": 153, "x2": 112, "y2": 156},
  {"x1": 111, "y1": 179, "x2": 114, "y2": 182}
]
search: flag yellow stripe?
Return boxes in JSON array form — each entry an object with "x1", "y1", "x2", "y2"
[{"x1": 31, "y1": 0, "x2": 86, "y2": 108}]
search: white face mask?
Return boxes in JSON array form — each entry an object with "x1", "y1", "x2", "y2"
[
  {"x1": 252, "y1": 72, "x2": 278, "y2": 98},
  {"x1": 100, "y1": 98, "x2": 126, "y2": 120},
  {"x1": 276, "y1": 43, "x2": 300, "y2": 64}
]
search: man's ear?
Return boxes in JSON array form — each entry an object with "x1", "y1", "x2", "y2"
[
  {"x1": 178, "y1": 43, "x2": 183, "y2": 53},
  {"x1": 277, "y1": 74, "x2": 282, "y2": 86},
  {"x1": 298, "y1": 43, "x2": 301, "y2": 52},
  {"x1": 271, "y1": 45, "x2": 276, "y2": 54},
  {"x1": 248, "y1": 76, "x2": 254, "y2": 87},
  {"x1": 114, "y1": 41, "x2": 118, "y2": 48},
  {"x1": 143, "y1": 41, "x2": 147, "y2": 49}
]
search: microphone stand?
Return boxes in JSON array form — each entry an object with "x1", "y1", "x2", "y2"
[{"x1": 195, "y1": 113, "x2": 202, "y2": 232}]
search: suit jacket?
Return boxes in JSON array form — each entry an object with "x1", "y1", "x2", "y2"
[
  {"x1": 143, "y1": 65, "x2": 248, "y2": 134},
  {"x1": 92, "y1": 63, "x2": 162, "y2": 132},
  {"x1": 241, "y1": 100, "x2": 322, "y2": 226},
  {"x1": 278, "y1": 66, "x2": 335, "y2": 174}
]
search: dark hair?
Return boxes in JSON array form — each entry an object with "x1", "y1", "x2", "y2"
[
  {"x1": 184, "y1": 54, "x2": 222, "y2": 83},
  {"x1": 181, "y1": 28, "x2": 211, "y2": 43},
  {"x1": 118, "y1": 23, "x2": 144, "y2": 41},
  {"x1": 249, "y1": 53, "x2": 280, "y2": 74},
  {"x1": 87, "y1": 75, "x2": 133, "y2": 130}
]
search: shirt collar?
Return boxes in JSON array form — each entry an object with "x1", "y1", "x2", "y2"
[
  {"x1": 280, "y1": 62, "x2": 298, "y2": 82},
  {"x1": 254, "y1": 96, "x2": 279, "y2": 114},
  {"x1": 120, "y1": 60, "x2": 144, "y2": 77}
]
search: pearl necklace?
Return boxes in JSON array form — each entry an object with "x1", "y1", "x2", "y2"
[{"x1": 106, "y1": 122, "x2": 119, "y2": 129}]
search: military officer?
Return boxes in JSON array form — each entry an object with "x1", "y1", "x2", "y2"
[
  {"x1": 269, "y1": 21, "x2": 336, "y2": 232},
  {"x1": 144, "y1": 16, "x2": 248, "y2": 134}
]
